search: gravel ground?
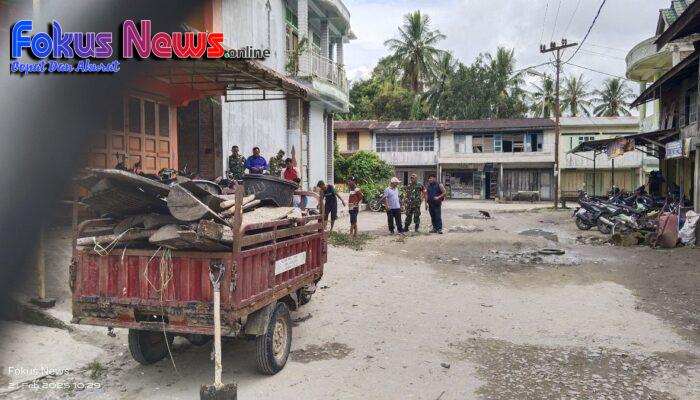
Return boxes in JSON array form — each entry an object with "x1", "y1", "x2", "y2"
[{"x1": 3, "y1": 201, "x2": 699, "y2": 399}]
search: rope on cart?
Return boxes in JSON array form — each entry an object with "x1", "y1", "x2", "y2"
[
  {"x1": 91, "y1": 228, "x2": 137, "y2": 256},
  {"x1": 144, "y1": 247, "x2": 181, "y2": 376}
]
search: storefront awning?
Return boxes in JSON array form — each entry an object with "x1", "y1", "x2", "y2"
[
  {"x1": 630, "y1": 50, "x2": 699, "y2": 108},
  {"x1": 569, "y1": 128, "x2": 680, "y2": 158},
  {"x1": 136, "y1": 57, "x2": 317, "y2": 106}
]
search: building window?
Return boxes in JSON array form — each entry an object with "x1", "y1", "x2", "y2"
[
  {"x1": 472, "y1": 135, "x2": 483, "y2": 153},
  {"x1": 347, "y1": 132, "x2": 359, "y2": 151},
  {"x1": 144, "y1": 100, "x2": 156, "y2": 136},
  {"x1": 158, "y1": 104, "x2": 170, "y2": 137},
  {"x1": 685, "y1": 89, "x2": 697, "y2": 125},
  {"x1": 376, "y1": 134, "x2": 434, "y2": 152},
  {"x1": 578, "y1": 135, "x2": 595, "y2": 145},
  {"x1": 454, "y1": 134, "x2": 468, "y2": 153}
]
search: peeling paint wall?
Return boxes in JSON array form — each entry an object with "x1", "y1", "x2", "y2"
[
  {"x1": 308, "y1": 103, "x2": 327, "y2": 186},
  {"x1": 220, "y1": 0, "x2": 288, "y2": 169}
]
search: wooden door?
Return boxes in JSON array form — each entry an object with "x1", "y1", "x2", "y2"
[{"x1": 86, "y1": 94, "x2": 176, "y2": 173}]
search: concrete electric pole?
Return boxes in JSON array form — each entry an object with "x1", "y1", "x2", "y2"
[{"x1": 540, "y1": 39, "x2": 577, "y2": 209}]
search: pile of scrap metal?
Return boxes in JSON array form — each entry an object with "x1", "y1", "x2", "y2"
[{"x1": 74, "y1": 169, "x2": 308, "y2": 251}]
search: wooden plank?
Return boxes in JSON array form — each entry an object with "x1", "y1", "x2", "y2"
[
  {"x1": 149, "y1": 224, "x2": 231, "y2": 251},
  {"x1": 142, "y1": 213, "x2": 180, "y2": 229},
  {"x1": 193, "y1": 220, "x2": 233, "y2": 244},
  {"x1": 232, "y1": 186, "x2": 244, "y2": 254},
  {"x1": 167, "y1": 184, "x2": 227, "y2": 224},
  {"x1": 241, "y1": 223, "x2": 322, "y2": 248},
  {"x1": 76, "y1": 229, "x2": 156, "y2": 246}
]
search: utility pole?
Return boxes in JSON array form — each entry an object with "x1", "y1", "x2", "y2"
[{"x1": 540, "y1": 39, "x2": 577, "y2": 209}]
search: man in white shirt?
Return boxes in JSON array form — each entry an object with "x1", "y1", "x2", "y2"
[{"x1": 384, "y1": 177, "x2": 404, "y2": 235}]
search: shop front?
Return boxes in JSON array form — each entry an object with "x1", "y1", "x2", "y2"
[{"x1": 442, "y1": 163, "x2": 553, "y2": 200}]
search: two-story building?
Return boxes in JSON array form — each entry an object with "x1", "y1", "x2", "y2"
[
  {"x1": 626, "y1": 0, "x2": 700, "y2": 210},
  {"x1": 333, "y1": 119, "x2": 557, "y2": 200},
  {"x1": 560, "y1": 116, "x2": 658, "y2": 196},
  {"x1": 220, "y1": 0, "x2": 354, "y2": 188},
  {"x1": 438, "y1": 119, "x2": 556, "y2": 200}
]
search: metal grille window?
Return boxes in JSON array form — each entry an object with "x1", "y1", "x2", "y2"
[{"x1": 376, "y1": 134, "x2": 434, "y2": 152}]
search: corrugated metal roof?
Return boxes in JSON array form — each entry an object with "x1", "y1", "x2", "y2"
[
  {"x1": 334, "y1": 118, "x2": 555, "y2": 131},
  {"x1": 559, "y1": 116, "x2": 639, "y2": 127}
]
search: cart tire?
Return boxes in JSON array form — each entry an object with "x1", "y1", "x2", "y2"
[
  {"x1": 255, "y1": 302, "x2": 292, "y2": 375},
  {"x1": 128, "y1": 329, "x2": 174, "y2": 365}
]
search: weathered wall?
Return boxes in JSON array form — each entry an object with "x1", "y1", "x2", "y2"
[
  {"x1": 439, "y1": 129, "x2": 556, "y2": 165},
  {"x1": 308, "y1": 103, "x2": 327, "y2": 186},
  {"x1": 220, "y1": 0, "x2": 288, "y2": 169}
]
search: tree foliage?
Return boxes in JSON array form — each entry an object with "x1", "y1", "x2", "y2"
[{"x1": 593, "y1": 78, "x2": 634, "y2": 117}]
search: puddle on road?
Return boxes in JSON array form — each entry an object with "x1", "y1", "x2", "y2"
[
  {"x1": 449, "y1": 338, "x2": 695, "y2": 400},
  {"x1": 460, "y1": 212, "x2": 492, "y2": 220},
  {"x1": 290, "y1": 342, "x2": 353, "y2": 363},
  {"x1": 518, "y1": 229, "x2": 559, "y2": 242}
]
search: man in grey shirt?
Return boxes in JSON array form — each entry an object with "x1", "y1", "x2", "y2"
[{"x1": 384, "y1": 177, "x2": 404, "y2": 235}]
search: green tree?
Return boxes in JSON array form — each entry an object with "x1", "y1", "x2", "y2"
[
  {"x1": 384, "y1": 11, "x2": 446, "y2": 93},
  {"x1": 344, "y1": 151, "x2": 394, "y2": 185},
  {"x1": 440, "y1": 56, "x2": 495, "y2": 119},
  {"x1": 333, "y1": 144, "x2": 349, "y2": 183},
  {"x1": 530, "y1": 73, "x2": 555, "y2": 118},
  {"x1": 486, "y1": 47, "x2": 528, "y2": 118},
  {"x1": 561, "y1": 74, "x2": 592, "y2": 116},
  {"x1": 593, "y1": 78, "x2": 634, "y2": 116},
  {"x1": 423, "y1": 52, "x2": 457, "y2": 118}
]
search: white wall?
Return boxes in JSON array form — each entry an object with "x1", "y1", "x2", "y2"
[
  {"x1": 308, "y1": 103, "x2": 327, "y2": 186},
  {"x1": 439, "y1": 130, "x2": 556, "y2": 165},
  {"x1": 220, "y1": 0, "x2": 289, "y2": 167}
]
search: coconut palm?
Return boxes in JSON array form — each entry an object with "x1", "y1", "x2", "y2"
[
  {"x1": 562, "y1": 74, "x2": 592, "y2": 116},
  {"x1": 423, "y1": 52, "x2": 457, "y2": 118},
  {"x1": 530, "y1": 73, "x2": 555, "y2": 118},
  {"x1": 384, "y1": 11, "x2": 446, "y2": 93},
  {"x1": 486, "y1": 47, "x2": 527, "y2": 118},
  {"x1": 593, "y1": 78, "x2": 634, "y2": 116}
]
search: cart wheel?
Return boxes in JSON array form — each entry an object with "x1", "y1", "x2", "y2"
[
  {"x1": 255, "y1": 302, "x2": 292, "y2": 375},
  {"x1": 128, "y1": 329, "x2": 174, "y2": 365}
]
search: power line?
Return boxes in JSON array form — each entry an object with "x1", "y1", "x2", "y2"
[
  {"x1": 563, "y1": 0, "x2": 608, "y2": 65},
  {"x1": 563, "y1": 0, "x2": 581, "y2": 36},
  {"x1": 514, "y1": 61, "x2": 552, "y2": 74},
  {"x1": 550, "y1": 0, "x2": 562, "y2": 41},
  {"x1": 566, "y1": 62, "x2": 630, "y2": 81},
  {"x1": 540, "y1": 2, "x2": 549, "y2": 44},
  {"x1": 583, "y1": 42, "x2": 627, "y2": 53},
  {"x1": 578, "y1": 49, "x2": 625, "y2": 61}
]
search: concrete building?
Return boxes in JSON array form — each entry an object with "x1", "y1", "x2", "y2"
[
  {"x1": 439, "y1": 119, "x2": 556, "y2": 200},
  {"x1": 625, "y1": 0, "x2": 700, "y2": 210},
  {"x1": 333, "y1": 119, "x2": 557, "y2": 200},
  {"x1": 220, "y1": 0, "x2": 354, "y2": 189},
  {"x1": 560, "y1": 116, "x2": 658, "y2": 196},
  {"x1": 332, "y1": 120, "x2": 373, "y2": 156}
]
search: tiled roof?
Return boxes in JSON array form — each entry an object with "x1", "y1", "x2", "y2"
[
  {"x1": 661, "y1": 0, "x2": 694, "y2": 27},
  {"x1": 333, "y1": 118, "x2": 555, "y2": 132}
]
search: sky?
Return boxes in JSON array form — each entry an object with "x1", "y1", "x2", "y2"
[{"x1": 342, "y1": 0, "x2": 670, "y2": 94}]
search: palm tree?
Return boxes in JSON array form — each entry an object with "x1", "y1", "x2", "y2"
[
  {"x1": 593, "y1": 78, "x2": 634, "y2": 116},
  {"x1": 423, "y1": 52, "x2": 457, "y2": 118},
  {"x1": 384, "y1": 11, "x2": 446, "y2": 93},
  {"x1": 562, "y1": 74, "x2": 592, "y2": 116},
  {"x1": 486, "y1": 47, "x2": 527, "y2": 118},
  {"x1": 530, "y1": 73, "x2": 555, "y2": 118}
]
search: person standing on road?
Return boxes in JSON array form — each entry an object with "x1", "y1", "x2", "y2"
[
  {"x1": 425, "y1": 174, "x2": 446, "y2": 234},
  {"x1": 384, "y1": 177, "x2": 404, "y2": 235},
  {"x1": 317, "y1": 180, "x2": 346, "y2": 232},
  {"x1": 403, "y1": 173, "x2": 424, "y2": 232},
  {"x1": 227, "y1": 145, "x2": 246, "y2": 181},
  {"x1": 347, "y1": 176, "x2": 363, "y2": 239},
  {"x1": 246, "y1": 147, "x2": 268, "y2": 174}
]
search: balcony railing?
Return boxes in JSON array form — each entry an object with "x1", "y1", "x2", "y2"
[
  {"x1": 286, "y1": 50, "x2": 348, "y2": 94},
  {"x1": 311, "y1": 52, "x2": 348, "y2": 93}
]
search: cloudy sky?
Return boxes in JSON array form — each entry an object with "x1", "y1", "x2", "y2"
[{"x1": 342, "y1": 0, "x2": 669, "y2": 93}]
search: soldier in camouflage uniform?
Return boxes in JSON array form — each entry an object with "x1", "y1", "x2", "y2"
[
  {"x1": 227, "y1": 145, "x2": 246, "y2": 181},
  {"x1": 268, "y1": 149, "x2": 285, "y2": 177},
  {"x1": 403, "y1": 173, "x2": 425, "y2": 232}
]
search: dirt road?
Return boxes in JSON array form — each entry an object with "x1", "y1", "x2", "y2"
[{"x1": 3, "y1": 201, "x2": 699, "y2": 399}]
